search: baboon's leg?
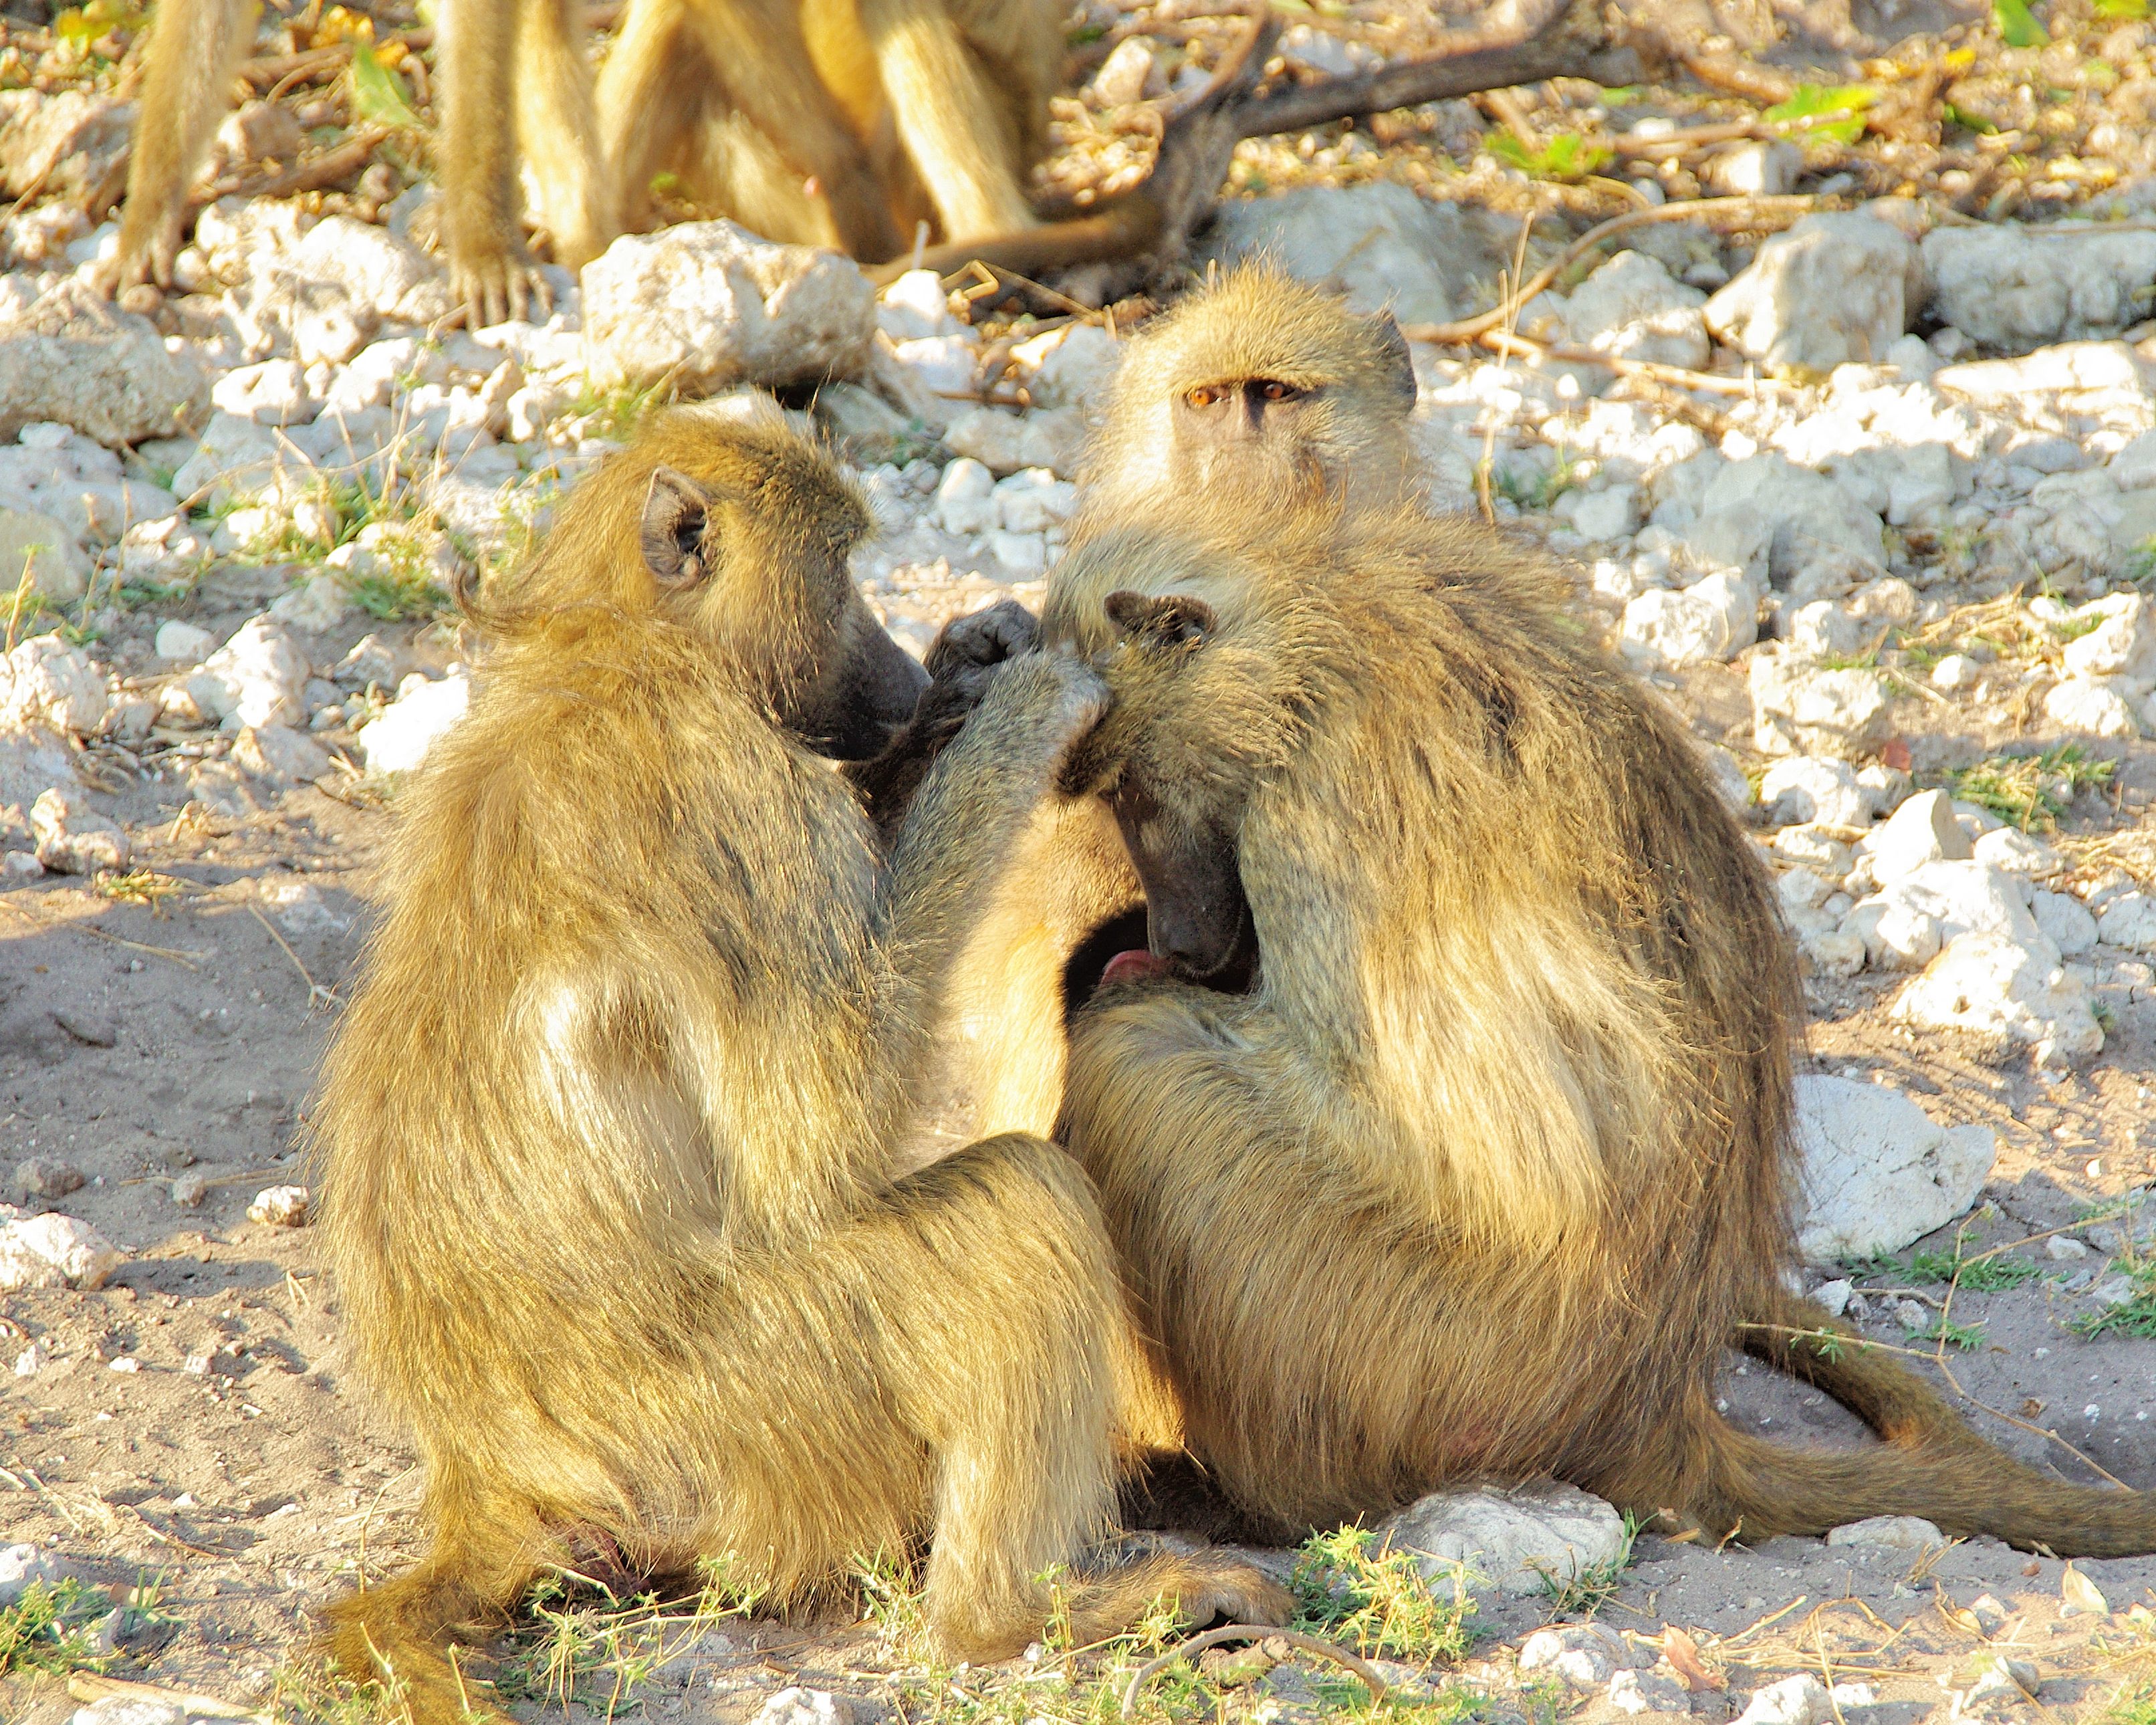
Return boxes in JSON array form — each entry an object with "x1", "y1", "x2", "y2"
[
  {"x1": 438, "y1": 0, "x2": 544, "y2": 326},
  {"x1": 512, "y1": 0, "x2": 616, "y2": 272},
  {"x1": 665, "y1": 0, "x2": 905, "y2": 261},
  {"x1": 854, "y1": 0, "x2": 1036, "y2": 239},
  {"x1": 322, "y1": 1468, "x2": 552, "y2": 1725},
  {"x1": 592, "y1": 0, "x2": 709, "y2": 232},
  {"x1": 107, "y1": 0, "x2": 250, "y2": 293}
]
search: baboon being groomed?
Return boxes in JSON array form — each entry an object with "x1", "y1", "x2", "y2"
[
  {"x1": 1034, "y1": 501, "x2": 2156, "y2": 1555},
  {"x1": 310, "y1": 407, "x2": 1284, "y2": 1723}
]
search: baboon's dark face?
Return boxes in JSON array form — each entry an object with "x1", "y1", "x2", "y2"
[
  {"x1": 1170, "y1": 377, "x2": 1328, "y2": 499},
  {"x1": 639, "y1": 462, "x2": 927, "y2": 760}
]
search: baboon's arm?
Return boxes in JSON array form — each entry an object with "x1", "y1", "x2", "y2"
[
  {"x1": 106, "y1": 0, "x2": 251, "y2": 293},
  {"x1": 438, "y1": 0, "x2": 537, "y2": 325}
]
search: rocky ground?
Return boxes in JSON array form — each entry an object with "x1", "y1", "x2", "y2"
[{"x1": 9, "y1": 0, "x2": 2156, "y2": 1722}]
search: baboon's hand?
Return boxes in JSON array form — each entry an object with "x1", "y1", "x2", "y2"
[
  {"x1": 925, "y1": 598, "x2": 1039, "y2": 684},
  {"x1": 983, "y1": 649, "x2": 1110, "y2": 772},
  {"x1": 446, "y1": 229, "x2": 552, "y2": 330},
  {"x1": 96, "y1": 213, "x2": 183, "y2": 300}
]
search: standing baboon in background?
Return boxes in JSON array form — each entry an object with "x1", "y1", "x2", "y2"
[
  {"x1": 1035, "y1": 503, "x2": 2156, "y2": 1555},
  {"x1": 595, "y1": 0, "x2": 1058, "y2": 261},
  {"x1": 311, "y1": 409, "x2": 1284, "y2": 1725},
  {"x1": 100, "y1": 0, "x2": 612, "y2": 321}
]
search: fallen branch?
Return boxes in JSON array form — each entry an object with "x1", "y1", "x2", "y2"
[
  {"x1": 1403, "y1": 191, "x2": 1823, "y2": 344},
  {"x1": 236, "y1": 27, "x2": 432, "y2": 91},
  {"x1": 1233, "y1": 35, "x2": 1588, "y2": 138},
  {"x1": 1475, "y1": 327, "x2": 1792, "y2": 396},
  {"x1": 191, "y1": 126, "x2": 390, "y2": 209}
]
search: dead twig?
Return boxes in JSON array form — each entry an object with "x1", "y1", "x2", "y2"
[
  {"x1": 1235, "y1": 35, "x2": 1589, "y2": 139},
  {"x1": 191, "y1": 126, "x2": 390, "y2": 210},
  {"x1": 1475, "y1": 328, "x2": 1792, "y2": 396},
  {"x1": 246, "y1": 901, "x2": 340, "y2": 1010},
  {"x1": 1121, "y1": 1626, "x2": 1387, "y2": 1717}
]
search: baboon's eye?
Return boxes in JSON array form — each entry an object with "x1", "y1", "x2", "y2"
[
  {"x1": 1185, "y1": 384, "x2": 1228, "y2": 409},
  {"x1": 1255, "y1": 379, "x2": 1302, "y2": 402}
]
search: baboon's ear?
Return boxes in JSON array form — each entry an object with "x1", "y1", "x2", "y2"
[
  {"x1": 1105, "y1": 590, "x2": 1216, "y2": 651},
  {"x1": 1368, "y1": 312, "x2": 1417, "y2": 411},
  {"x1": 640, "y1": 466, "x2": 715, "y2": 588}
]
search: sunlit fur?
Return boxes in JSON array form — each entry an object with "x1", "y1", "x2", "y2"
[
  {"x1": 596, "y1": 0, "x2": 1057, "y2": 260},
  {"x1": 1040, "y1": 503, "x2": 2156, "y2": 1555},
  {"x1": 310, "y1": 410, "x2": 1282, "y2": 1725},
  {"x1": 1070, "y1": 265, "x2": 1422, "y2": 539}
]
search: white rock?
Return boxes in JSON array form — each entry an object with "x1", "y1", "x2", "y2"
[
  {"x1": 0, "y1": 505, "x2": 87, "y2": 602},
  {"x1": 1520, "y1": 250, "x2": 1708, "y2": 383},
  {"x1": 1377, "y1": 1480, "x2": 1627, "y2": 1599},
  {"x1": 876, "y1": 271, "x2": 959, "y2": 342},
  {"x1": 1699, "y1": 743, "x2": 1754, "y2": 812},
  {"x1": 1793, "y1": 1074, "x2": 1996, "y2": 1260},
  {"x1": 0, "y1": 1212, "x2": 124, "y2": 1290},
  {"x1": 154, "y1": 619, "x2": 216, "y2": 663},
  {"x1": 1973, "y1": 827, "x2": 2061, "y2": 878},
  {"x1": 1868, "y1": 789, "x2": 1971, "y2": 883},
  {"x1": 247, "y1": 1183, "x2": 310, "y2": 1226},
  {"x1": 211, "y1": 358, "x2": 318, "y2": 427},
  {"x1": 1011, "y1": 322, "x2": 1119, "y2": 411},
  {"x1": 1620, "y1": 571, "x2": 1755, "y2": 669},
  {"x1": 888, "y1": 334, "x2": 977, "y2": 397},
  {"x1": 1704, "y1": 215, "x2": 1922, "y2": 372},
  {"x1": 933, "y1": 457, "x2": 998, "y2": 536},
  {"x1": 0, "y1": 1541, "x2": 62, "y2": 1605},
  {"x1": 942, "y1": 406, "x2": 1081, "y2": 477},
  {"x1": 1608, "y1": 1668, "x2": 1694, "y2": 1716},
  {"x1": 989, "y1": 530, "x2": 1047, "y2": 575},
  {"x1": 1933, "y1": 340, "x2": 2145, "y2": 402},
  {"x1": 0, "y1": 297, "x2": 209, "y2": 447},
  {"x1": 992, "y1": 467, "x2": 1076, "y2": 534},
  {"x1": 1560, "y1": 484, "x2": 1643, "y2": 542},
  {"x1": 1696, "y1": 455, "x2": 1885, "y2": 594},
  {"x1": 233, "y1": 723, "x2": 330, "y2": 784},
  {"x1": 2099, "y1": 892, "x2": 2156, "y2": 951},
  {"x1": 1750, "y1": 651, "x2": 1892, "y2": 758},
  {"x1": 1786, "y1": 601, "x2": 1867, "y2": 661},
  {"x1": 169, "y1": 412, "x2": 318, "y2": 510},
  {"x1": 358, "y1": 670, "x2": 472, "y2": 774},
  {"x1": 1812, "y1": 1278, "x2": 1853, "y2": 1316},
  {"x1": 1706, "y1": 139, "x2": 1802, "y2": 199},
  {"x1": 2048, "y1": 1234, "x2": 2092, "y2": 1261},
  {"x1": 289, "y1": 215, "x2": 449, "y2": 323},
  {"x1": 582, "y1": 221, "x2": 874, "y2": 392},
  {"x1": 2063, "y1": 594, "x2": 2156, "y2": 682},
  {"x1": 1778, "y1": 867, "x2": 1836, "y2": 913},
  {"x1": 1, "y1": 631, "x2": 106, "y2": 733},
  {"x1": 1895, "y1": 931, "x2": 2105, "y2": 1065},
  {"x1": 1520, "y1": 1623, "x2": 1647, "y2": 1686},
  {"x1": 2031, "y1": 890, "x2": 2099, "y2": 957},
  {"x1": 2046, "y1": 677, "x2": 2140, "y2": 739},
  {"x1": 750, "y1": 1690, "x2": 854, "y2": 1725},
  {"x1": 197, "y1": 616, "x2": 311, "y2": 729},
  {"x1": 31, "y1": 785, "x2": 127, "y2": 873},
  {"x1": 267, "y1": 572, "x2": 354, "y2": 633},
  {"x1": 1921, "y1": 226, "x2": 2156, "y2": 347},
  {"x1": 1733, "y1": 1675, "x2": 1832, "y2": 1725},
  {"x1": 1760, "y1": 757, "x2": 1869, "y2": 830},
  {"x1": 1193, "y1": 181, "x2": 1500, "y2": 326},
  {"x1": 1826, "y1": 1515, "x2": 1946, "y2": 1550}
]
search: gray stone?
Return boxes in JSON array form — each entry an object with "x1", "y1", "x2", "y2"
[
  {"x1": 0, "y1": 505, "x2": 87, "y2": 603},
  {"x1": 1377, "y1": 1480, "x2": 1627, "y2": 1598},
  {"x1": 0, "y1": 292, "x2": 209, "y2": 447},
  {"x1": 1893, "y1": 931, "x2": 2105, "y2": 1066},
  {"x1": 31, "y1": 785, "x2": 128, "y2": 873},
  {"x1": 1750, "y1": 650, "x2": 1893, "y2": 758},
  {"x1": 1194, "y1": 182, "x2": 1501, "y2": 327},
  {"x1": 1733, "y1": 1675, "x2": 1832, "y2": 1725},
  {"x1": 3, "y1": 632, "x2": 107, "y2": 734},
  {"x1": 1868, "y1": 789, "x2": 1970, "y2": 883},
  {"x1": 1826, "y1": 1515, "x2": 1945, "y2": 1550},
  {"x1": 1619, "y1": 571, "x2": 1756, "y2": 669},
  {"x1": 195, "y1": 616, "x2": 312, "y2": 730},
  {"x1": 1703, "y1": 214, "x2": 1923, "y2": 372},
  {"x1": 582, "y1": 221, "x2": 876, "y2": 392},
  {"x1": 1520, "y1": 250, "x2": 1707, "y2": 384},
  {"x1": 1922, "y1": 225, "x2": 2156, "y2": 348},
  {"x1": 1519, "y1": 1623, "x2": 1647, "y2": 1686},
  {"x1": 1759, "y1": 756, "x2": 1868, "y2": 829},
  {"x1": 1792, "y1": 1074, "x2": 1996, "y2": 1261},
  {"x1": 14, "y1": 1156, "x2": 84, "y2": 1199},
  {"x1": 0, "y1": 1541, "x2": 62, "y2": 1607},
  {"x1": 0, "y1": 1212, "x2": 123, "y2": 1291},
  {"x1": 0, "y1": 90, "x2": 132, "y2": 206}
]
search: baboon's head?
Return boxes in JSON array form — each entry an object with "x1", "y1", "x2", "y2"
[
  {"x1": 1083, "y1": 265, "x2": 1419, "y2": 520},
  {"x1": 1046, "y1": 529, "x2": 1322, "y2": 995},
  {"x1": 483, "y1": 405, "x2": 928, "y2": 759}
]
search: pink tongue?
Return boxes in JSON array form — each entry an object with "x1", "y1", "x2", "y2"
[{"x1": 1101, "y1": 949, "x2": 1168, "y2": 987}]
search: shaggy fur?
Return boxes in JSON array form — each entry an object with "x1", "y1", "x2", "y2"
[
  {"x1": 1036, "y1": 503, "x2": 2156, "y2": 1553},
  {"x1": 310, "y1": 410, "x2": 1282, "y2": 1725}
]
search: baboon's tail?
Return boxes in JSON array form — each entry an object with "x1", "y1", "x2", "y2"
[
  {"x1": 320, "y1": 1552, "x2": 523, "y2": 1725},
  {"x1": 1691, "y1": 1400, "x2": 2156, "y2": 1558},
  {"x1": 1740, "y1": 1285, "x2": 1987, "y2": 1449}
]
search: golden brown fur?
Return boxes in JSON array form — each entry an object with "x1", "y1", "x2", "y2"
[
  {"x1": 595, "y1": 0, "x2": 1058, "y2": 261},
  {"x1": 1034, "y1": 503, "x2": 2156, "y2": 1554},
  {"x1": 310, "y1": 408, "x2": 1283, "y2": 1723}
]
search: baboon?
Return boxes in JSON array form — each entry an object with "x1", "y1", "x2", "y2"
[
  {"x1": 946, "y1": 268, "x2": 1426, "y2": 1143},
  {"x1": 594, "y1": 0, "x2": 1058, "y2": 263},
  {"x1": 1068, "y1": 265, "x2": 1423, "y2": 542},
  {"x1": 310, "y1": 408, "x2": 1284, "y2": 1724},
  {"x1": 101, "y1": 0, "x2": 612, "y2": 322},
  {"x1": 1033, "y1": 502, "x2": 2156, "y2": 1555}
]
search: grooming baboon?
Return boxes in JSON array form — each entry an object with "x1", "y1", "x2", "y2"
[
  {"x1": 311, "y1": 409, "x2": 1284, "y2": 1724},
  {"x1": 595, "y1": 0, "x2": 1058, "y2": 262},
  {"x1": 102, "y1": 0, "x2": 611, "y2": 322},
  {"x1": 1037, "y1": 503, "x2": 2156, "y2": 1555}
]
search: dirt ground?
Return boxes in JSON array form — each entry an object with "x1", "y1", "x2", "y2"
[{"x1": 5, "y1": 590, "x2": 2156, "y2": 1725}]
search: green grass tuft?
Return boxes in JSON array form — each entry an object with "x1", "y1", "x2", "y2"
[{"x1": 1291, "y1": 1525, "x2": 1476, "y2": 1665}]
